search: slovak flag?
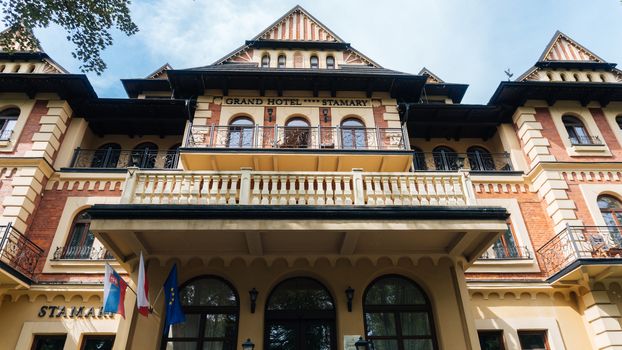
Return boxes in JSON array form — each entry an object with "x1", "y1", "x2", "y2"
[
  {"x1": 103, "y1": 263, "x2": 128, "y2": 318},
  {"x1": 137, "y1": 252, "x2": 149, "y2": 316}
]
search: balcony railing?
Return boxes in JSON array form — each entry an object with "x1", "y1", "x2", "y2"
[
  {"x1": 122, "y1": 169, "x2": 475, "y2": 206},
  {"x1": 53, "y1": 246, "x2": 113, "y2": 260},
  {"x1": 69, "y1": 148, "x2": 180, "y2": 169},
  {"x1": 480, "y1": 245, "x2": 532, "y2": 260},
  {"x1": 0, "y1": 224, "x2": 44, "y2": 279},
  {"x1": 570, "y1": 135, "x2": 603, "y2": 146},
  {"x1": 186, "y1": 125, "x2": 409, "y2": 151},
  {"x1": 413, "y1": 152, "x2": 513, "y2": 172},
  {"x1": 537, "y1": 226, "x2": 622, "y2": 277}
]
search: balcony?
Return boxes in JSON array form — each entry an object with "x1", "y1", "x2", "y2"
[
  {"x1": 52, "y1": 246, "x2": 113, "y2": 260},
  {"x1": 68, "y1": 148, "x2": 179, "y2": 170},
  {"x1": 121, "y1": 169, "x2": 474, "y2": 206},
  {"x1": 413, "y1": 152, "x2": 513, "y2": 172},
  {"x1": 0, "y1": 224, "x2": 43, "y2": 285},
  {"x1": 479, "y1": 245, "x2": 531, "y2": 260},
  {"x1": 180, "y1": 125, "x2": 413, "y2": 172},
  {"x1": 537, "y1": 226, "x2": 622, "y2": 282},
  {"x1": 569, "y1": 135, "x2": 603, "y2": 146}
]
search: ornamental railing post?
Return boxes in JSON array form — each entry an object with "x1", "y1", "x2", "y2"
[
  {"x1": 352, "y1": 168, "x2": 365, "y2": 205},
  {"x1": 120, "y1": 168, "x2": 139, "y2": 204},
  {"x1": 239, "y1": 167, "x2": 252, "y2": 205},
  {"x1": 402, "y1": 124, "x2": 411, "y2": 150},
  {"x1": 273, "y1": 124, "x2": 279, "y2": 148},
  {"x1": 459, "y1": 170, "x2": 475, "y2": 205},
  {"x1": 209, "y1": 124, "x2": 215, "y2": 147}
]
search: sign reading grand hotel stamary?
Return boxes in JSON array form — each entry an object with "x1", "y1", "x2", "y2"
[{"x1": 222, "y1": 97, "x2": 371, "y2": 107}]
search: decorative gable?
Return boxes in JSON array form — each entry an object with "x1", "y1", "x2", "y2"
[
  {"x1": 418, "y1": 68, "x2": 445, "y2": 84},
  {"x1": 540, "y1": 31, "x2": 604, "y2": 63},
  {"x1": 253, "y1": 5, "x2": 342, "y2": 42},
  {"x1": 146, "y1": 63, "x2": 173, "y2": 79}
]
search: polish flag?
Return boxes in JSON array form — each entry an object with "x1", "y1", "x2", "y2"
[{"x1": 137, "y1": 252, "x2": 149, "y2": 316}]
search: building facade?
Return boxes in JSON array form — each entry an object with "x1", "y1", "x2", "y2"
[{"x1": 0, "y1": 5, "x2": 621, "y2": 350}]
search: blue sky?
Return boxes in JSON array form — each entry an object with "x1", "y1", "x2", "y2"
[{"x1": 31, "y1": 0, "x2": 622, "y2": 103}]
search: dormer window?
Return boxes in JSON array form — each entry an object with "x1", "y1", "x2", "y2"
[
  {"x1": 563, "y1": 115, "x2": 598, "y2": 145},
  {"x1": 326, "y1": 56, "x2": 335, "y2": 69},
  {"x1": 261, "y1": 54, "x2": 270, "y2": 68},
  {"x1": 278, "y1": 55, "x2": 286, "y2": 68},
  {"x1": 310, "y1": 55, "x2": 319, "y2": 69}
]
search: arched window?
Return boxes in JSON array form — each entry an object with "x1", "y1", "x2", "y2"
[
  {"x1": 326, "y1": 56, "x2": 335, "y2": 69},
  {"x1": 278, "y1": 55, "x2": 286, "y2": 68},
  {"x1": 0, "y1": 107, "x2": 19, "y2": 140},
  {"x1": 261, "y1": 54, "x2": 270, "y2": 68},
  {"x1": 412, "y1": 147, "x2": 427, "y2": 171},
  {"x1": 283, "y1": 117, "x2": 311, "y2": 148},
  {"x1": 466, "y1": 146, "x2": 495, "y2": 171},
  {"x1": 310, "y1": 55, "x2": 319, "y2": 69},
  {"x1": 573, "y1": 73, "x2": 580, "y2": 82},
  {"x1": 364, "y1": 275, "x2": 437, "y2": 350},
  {"x1": 598, "y1": 195, "x2": 622, "y2": 248},
  {"x1": 90, "y1": 143, "x2": 121, "y2": 168},
  {"x1": 562, "y1": 115, "x2": 594, "y2": 145},
  {"x1": 132, "y1": 142, "x2": 159, "y2": 168},
  {"x1": 265, "y1": 277, "x2": 336, "y2": 350},
  {"x1": 227, "y1": 116, "x2": 254, "y2": 148},
  {"x1": 162, "y1": 276, "x2": 239, "y2": 350},
  {"x1": 59, "y1": 211, "x2": 96, "y2": 259},
  {"x1": 432, "y1": 146, "x2": 458, "y2": 171},
  {"x1": 164, "y1": 143, "x2": 181, "y2": 169},
  {"x1": 341, "y1": 118, "x2": 366, "y2": 149}
]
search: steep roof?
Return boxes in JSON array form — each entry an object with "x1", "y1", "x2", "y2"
[
  {"x1": 212, "y1": 5, "x2": 380, "y2": 67},
  {"x1": 418, "y1": 68, "x2": 444, "y2": 84},
  {"x1": 0, "y1": 26, "x2": 68, "y2": 74},
  {"x1": 146, "y1": 63, "x2": 173, "y2": 79},
  {"x1": 538, "y1": 31, "x2": 605, "y2": 63}
]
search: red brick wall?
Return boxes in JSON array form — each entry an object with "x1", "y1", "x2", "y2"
[
  {"x1": 14, "y1": 100, "x2": 48, "y2": 156},
  {"x1": 208, "y1": 102, "x2": 222, "y2": 125},
  {"x1": 372, "y1": 102, "x2": 388, "y2": 129},
  {"x1": 26, "y1": 182, "x2": 122, "y2": 278}
]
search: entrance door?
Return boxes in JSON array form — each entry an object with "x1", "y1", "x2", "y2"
[{"x1": 265, "y1": 278, "x2": 337, "y2": 350}]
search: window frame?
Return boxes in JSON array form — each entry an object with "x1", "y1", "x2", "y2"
[
  {"x1": 340, "y1": 117, "x2": 367, "y2": 149},
  {"x1": 477, "y1": 330, "x2": 506, "y2": 350},
  {"x1": 62, "y1": 211, "x2": 96, "y2": 260},
  {"x1": 363, "y1": 275, "x2": 438, "y2": 350},
  {"x1": 131, "y1": 142, "x2": 159, "y2": 169},
  {"x1": 326, "y1": 56, "x2": 335, "y2": 69},
  {"x1": 310, "y1": 55, "x2": 319, "y2": 69},
  {"x1": 80, "y1": 334, "x2": 115, "y2": 350},
  {"x1": 261, "y1": 54, "x2": 270, "y2": 68},
  {"x1": 277, "y1": 55, "x2": 286, "y2": 68},
  {"x1": 31, "y1": 334, "x2": 67, "y2": 350},
  {"x1": 160, "y1": 275, "x2": 240, "y2": 350},
  {"x1": 432, "y1": 146, "x2": 458, "y2": 171},
  {"x1": 0, "y1": 107, "x2": 19, "y2": 141},
  {"x1": 562, "y1": 115, "x2": 597, "y2": 145},
  {"x1": 517, "y1": 330, "x2": 550, "y2": 350},
  {"x1": 227, "y1": 116, "x2": 255, "y2": 148},
  {"x1": 466, "y1": 146, "x2": 495, "y2": 171}
]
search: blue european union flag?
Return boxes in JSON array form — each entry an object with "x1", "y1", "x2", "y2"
[{"x1": 164, "y1": 264, "x2": 185, "y2": 330}]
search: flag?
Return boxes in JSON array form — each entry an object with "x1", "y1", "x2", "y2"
[
  {"x1": 103, "y1": 263, "x2": 128, "y2": 318},
  {"x1": 164, "y1": 264, "x2": 185, "y2": 330},
  {"x1": 137, "y1": 252, "x2": 149, "y2": 316}
]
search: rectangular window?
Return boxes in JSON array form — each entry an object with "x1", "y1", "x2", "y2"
[
  {"x1": 478, "y1": 330, "x2": 505, "y2": 350},
  {"x1": 31, "y1": 335, "x2": 67, "y2": 350},
  {"x1": 81, "y1": 335, "x2": 115, "y2": 350},
  {"x1": 0, "y1": 117, "x2": 17, "y2": 140},
  {"x1": 518, "y1": 330, "x2": 549, "y2": 350}
]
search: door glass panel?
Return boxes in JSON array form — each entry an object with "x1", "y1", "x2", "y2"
[
  {"x1": 370, "y1": 339, "x2": 399, "y2": 350},
  {"x1": 518, "y1": 331, "x2": 547, "y2": 350},
  {"x1": 82, "y1": 336, "x2": 115, "y2": 350},
  {"x1": 400, "y1": 312, "x2": 431, "y2": 336},
  {"x1": 203, "y1": 341, "x2": 224, "y2": 350},
  {"x1": 267, "y1": 322, "x2": 297, "y2": 350},
  {"x1": 304, "y1": 322, "x2": 332, "y2": 350},
  {"x1": 478, "y1": 331, "x2": 504, "y2": 350},
  {"x1": 204, "y1": 314, "x2": 236, "y2": 338},
  {"x1": 171, "y1": 314, "x2": 201, "y2": 338},
  {"x1": 365, "y1": 312, "x2": 397, "y2": 336},
  {"x1": 403, "y1": 339, "x2": 434, "y2": 350},
  {"x1": 164, "y1": 341, "x2": 197, "y2": 350},
  {"x1": 33, "y1": 335, "x2": 67, "y2": 350}
]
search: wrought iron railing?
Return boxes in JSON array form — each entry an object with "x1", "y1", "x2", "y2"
[
  {"x1": 412, "y1": 152, "x2": 513, "y2": 172},
  {"x1": 0, "y1": 224, "x2": 44, "y2": 279},
  {"x1": 480, "y1": 245, "x2": 532, "y2": 260},
  {"x1": 570, "y1": 135, "x2": 603, "y2": 146},
  {"x1": 186, "y1": 125, "x2": 408, "y2": 151},
  {"x1": 53, "y1": 246, "x2": 113, "y2": 260},
  {"x1": 537, "y1": 226, "x2": 622, "y2": 277},
  {"x1": 69, "y1": 148, "x2": 179, "y2": 169}
]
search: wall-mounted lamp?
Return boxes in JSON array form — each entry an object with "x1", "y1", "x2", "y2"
[
  {"x1": 322, "y1": 108, "x2": 329, "y2": 123},
  {"x1": 345, "y1": 286, "x2": 354, "y2": 312},
  {"x1": 267, "y1": 108, "x2": 274, "y2": 122},
  {"x1": 249, "y1": 288, "x2": 258, "y2": 313},
  {"x1": 131, "y1": 152, "x2": 142, "y2": 167},
  {"x1": 241, "y1": 338, "x2": 255, "y2": 350},
  {"x1": 354, "y1": 337, "x2": 370, "y2": 350}
]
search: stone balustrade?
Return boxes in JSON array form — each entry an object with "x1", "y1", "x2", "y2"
[{"x1": 121, "y1": 169, "x2": 475, "y2": 206}]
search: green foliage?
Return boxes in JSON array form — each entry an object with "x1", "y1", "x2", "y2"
[{"x1": 0, "y1": 0, "x2": 139, "y2": 74}]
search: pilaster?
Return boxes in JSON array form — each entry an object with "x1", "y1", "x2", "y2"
[{"x1": 583, "y1": 289, "x2": 622, "y2": 350}]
